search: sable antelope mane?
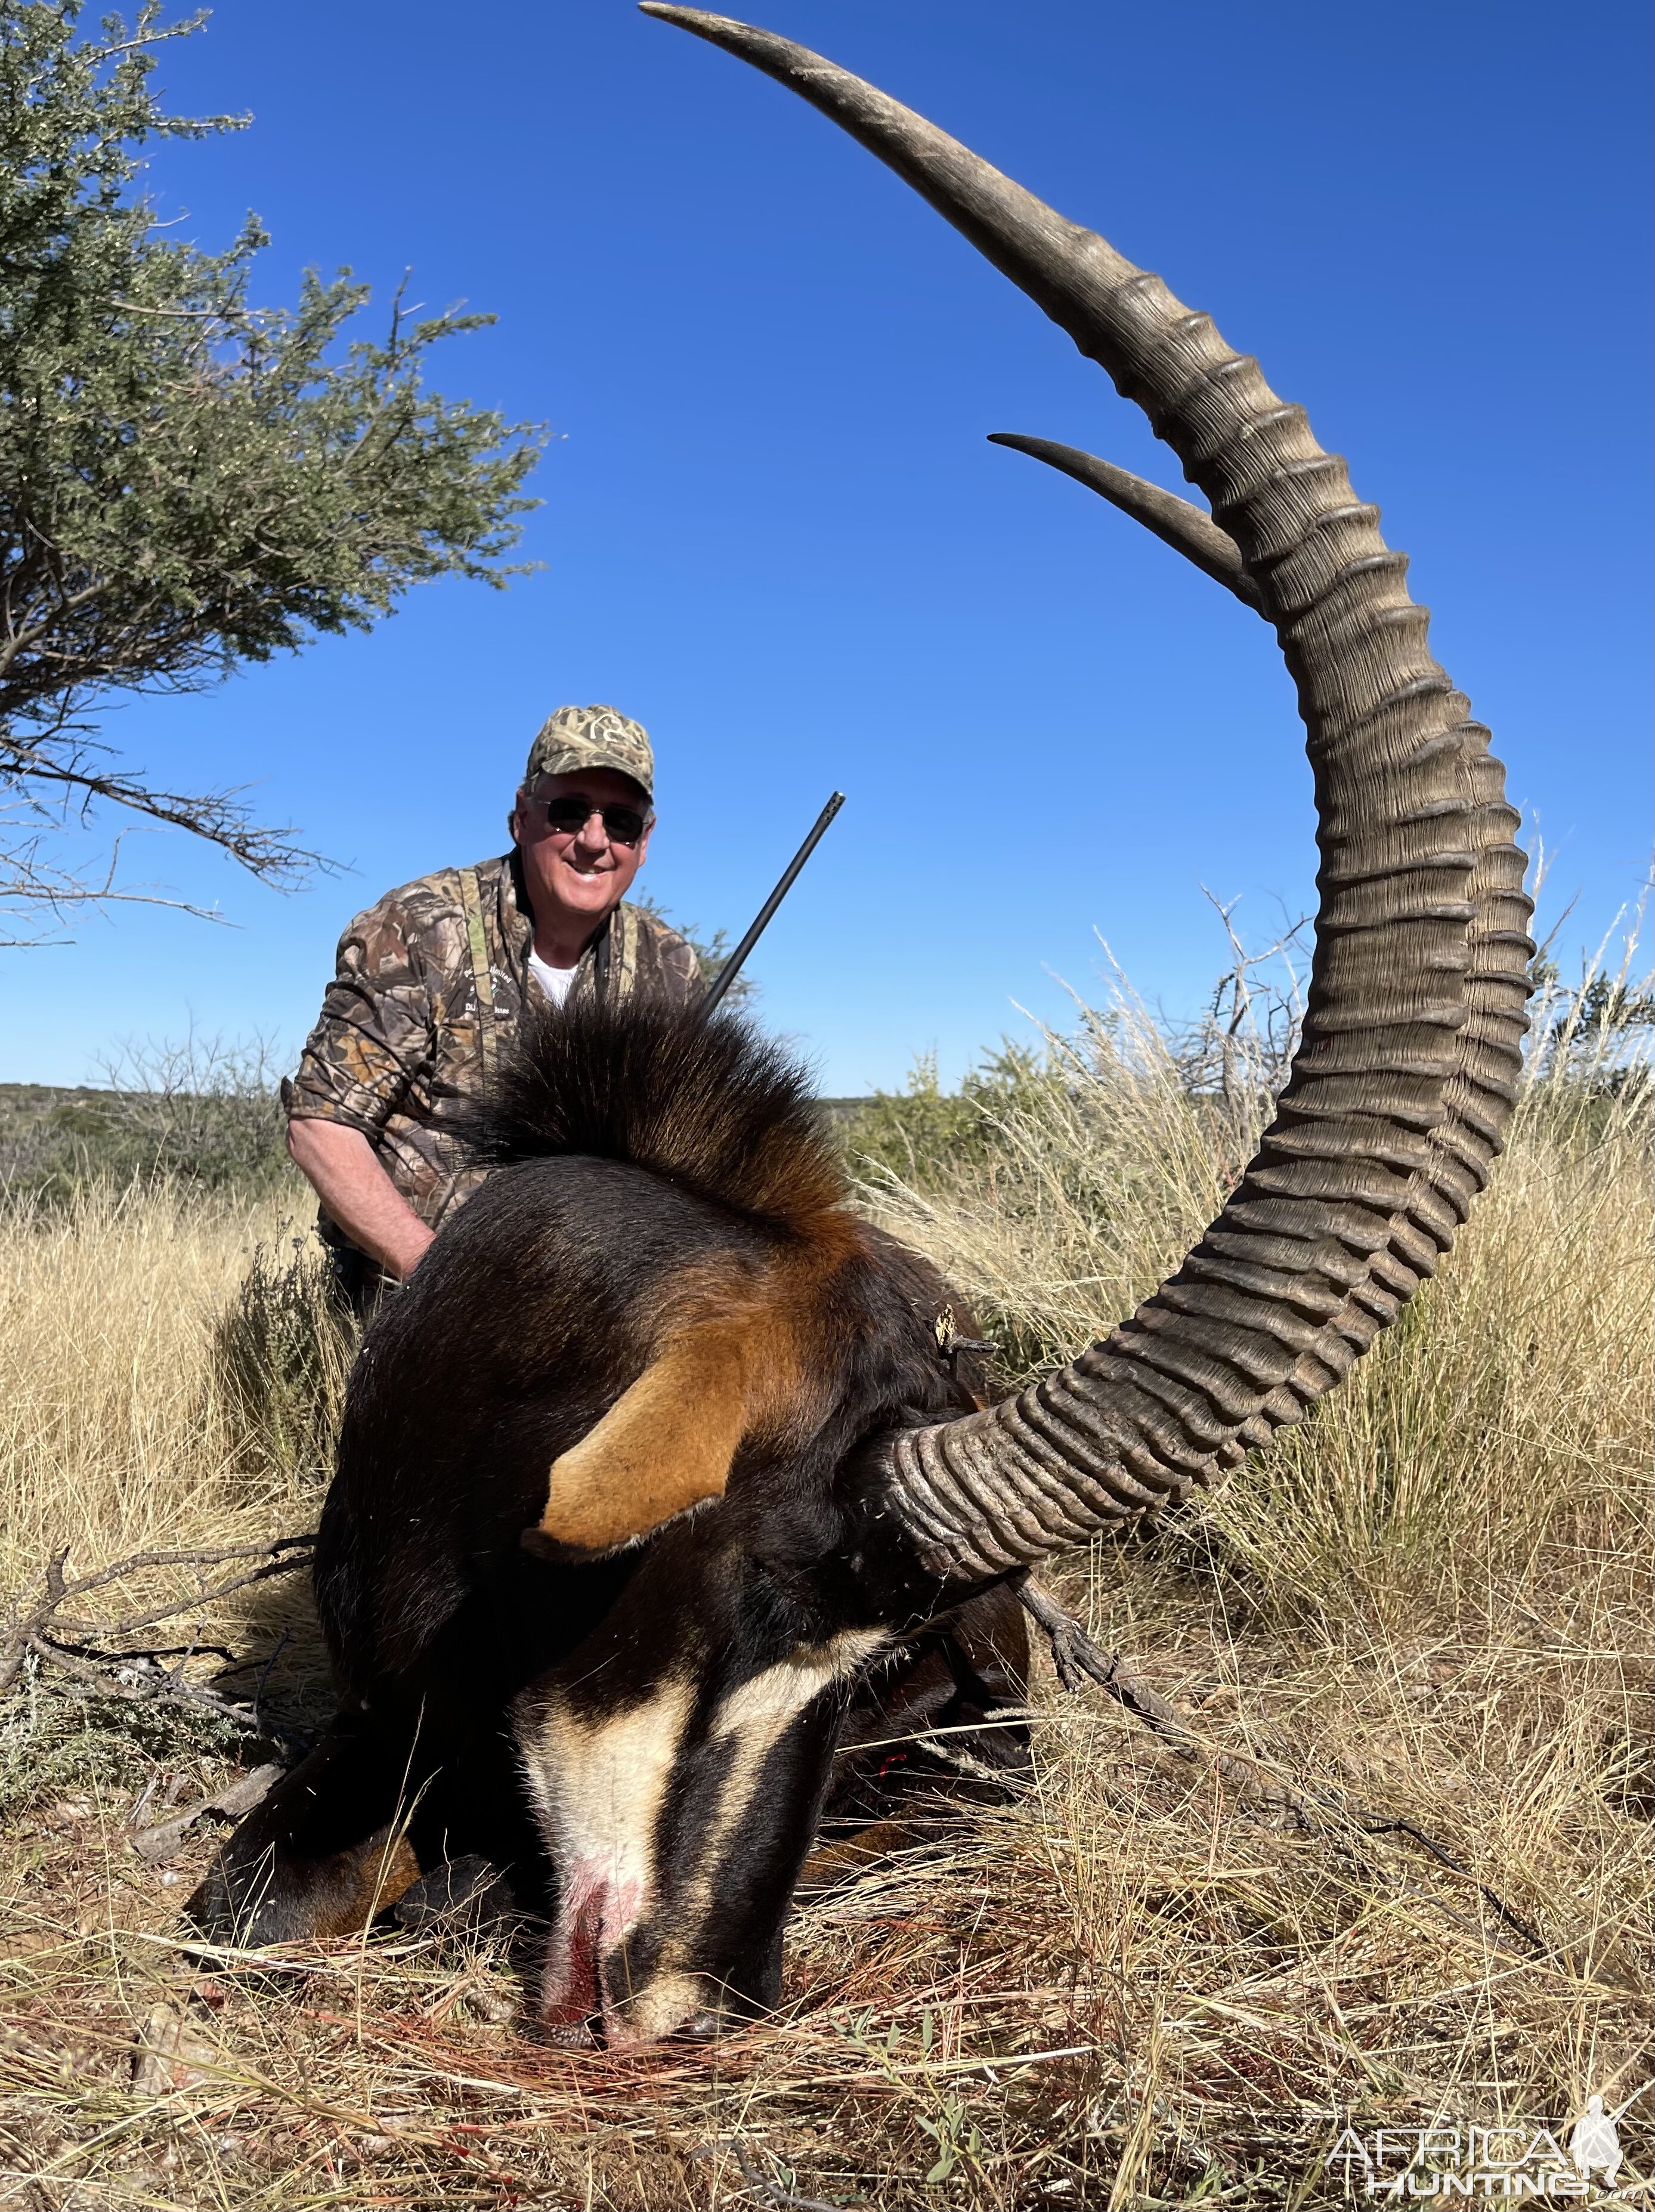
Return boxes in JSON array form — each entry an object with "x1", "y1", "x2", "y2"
[{"x1": 195, "y1": 8, "x2": 1532, "y2": 2044}]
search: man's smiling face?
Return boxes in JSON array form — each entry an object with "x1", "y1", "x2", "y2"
[{"x1": 511, "y1": 768, "x2": 654, "y2": 940}]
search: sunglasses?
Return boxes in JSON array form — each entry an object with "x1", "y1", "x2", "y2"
[{"x1": 528, "y1": 793, "x2": 649, "y2": 846}]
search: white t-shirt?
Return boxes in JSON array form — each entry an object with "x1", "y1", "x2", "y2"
[{"x1": 527, "y1": 950, "x2": 579, "y2": 1008}]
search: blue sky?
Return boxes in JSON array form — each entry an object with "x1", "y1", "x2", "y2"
[{"x1": 5, "y1": 0, "x2": 1650, "y2": 1094}]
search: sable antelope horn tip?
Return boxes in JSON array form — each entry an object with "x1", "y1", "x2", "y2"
[
  {"x1": 638, "y1": 4, "x2": 759, "y2": 37},
  {"x1": 986, "y1": 432, "x2": 1263, "y2": 609}
]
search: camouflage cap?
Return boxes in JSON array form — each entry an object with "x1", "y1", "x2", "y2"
[{"x1": 524, "y1": 704, "x2": 654, "y2": 801}]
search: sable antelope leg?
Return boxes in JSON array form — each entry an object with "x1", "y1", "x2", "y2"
[
  {"x1": 190, "y1": 1688, "x2": 552, "y2": 1945},
  {"x1": 187, "y1": 1712, "x2": 423, "y2": 1945}
]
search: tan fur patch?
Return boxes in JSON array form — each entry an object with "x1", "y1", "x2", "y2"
[
  {"x1": 533, "y1": 1309, "x2": 759, "y2": 1555},
  {"x1": 529, "y1": 1220, "x2": 867, "y2": 1558},
  {"x1": 310, "y1": 1829, "x2": 422, "y2": 1938},
  {"x1": 795, "y1": 1817, "x2": 917, "y2": 1892}
]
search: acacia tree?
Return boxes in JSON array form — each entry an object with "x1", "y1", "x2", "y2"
[{"x1": 0, "y1": 1, "x2": 543, "y2": 938}]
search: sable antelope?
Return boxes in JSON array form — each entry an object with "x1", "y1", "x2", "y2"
[
  {"x1": 194, "y1": 9, "x2": 1533, "y2": 2044},
  {"x1": 196, "y1": 1001, "x2": 1034, "y2": 2041}
]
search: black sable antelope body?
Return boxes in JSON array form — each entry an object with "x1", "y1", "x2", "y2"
[{"x1": 196, "y1": 10, "x2": 1533, "y2": 2043}]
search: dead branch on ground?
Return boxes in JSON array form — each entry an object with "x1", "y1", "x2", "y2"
[
  {"x1": 0, "y1": 1533, "x2": 317, "y2": 1753},
  {"x1": 1016, "y1": 1571, "x2": 1548, "y2": 1958}
]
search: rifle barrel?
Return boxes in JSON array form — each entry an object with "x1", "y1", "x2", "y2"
[{"x1": 704, "y1": 791, "x2": 845, "y2": 1013}]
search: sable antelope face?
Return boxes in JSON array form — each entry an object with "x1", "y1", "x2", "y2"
[
  {"x1": 490, "y1": 1162, "x2": 997, "y2": 2043},
  {"x1": 514, "y1": 1523, "x2": 892, "y2": 2044}
]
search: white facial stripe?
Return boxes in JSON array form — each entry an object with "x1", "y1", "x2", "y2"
[
  {"x1": 674, "y1": 1627, "x2": 892, "y2": 1925},
  {"x1": 710, "y1": 1629, "x2": 891, "y2": 1744},
  {"x1": 522, "y1": 1675, "x2": 696, "y2": 2018},
  {"x1": 524, "y1": 1676, "x2": 696, "y2": 1865},
  {"x1": 607, "y1": 1967, "x2": 707, "y2": 2048}
]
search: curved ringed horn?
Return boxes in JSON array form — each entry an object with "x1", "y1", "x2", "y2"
[{"x1": 641, "y1": 3, "x2": 1535, "y2": 1583}]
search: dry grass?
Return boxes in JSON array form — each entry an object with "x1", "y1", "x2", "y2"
[
  {"x1": 0, "y1": 963, "x2": 1649, "y2": 2209},
  {"x1": 0, "y1": 1182, "x2": 343, "y2": 1583}
]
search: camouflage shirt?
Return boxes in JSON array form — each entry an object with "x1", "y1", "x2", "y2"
[{"x1": 285, "y1": 850, "x2": 704, "y2": 1242}]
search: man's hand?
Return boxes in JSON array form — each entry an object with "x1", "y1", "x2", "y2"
[{"x1": 286, "y1": 1119, "x2": 436, "y2": 1282}]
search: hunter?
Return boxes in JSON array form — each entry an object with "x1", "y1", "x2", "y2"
[{"x1": 284, "y1": 704, "x2": 704, "y2": 1311}]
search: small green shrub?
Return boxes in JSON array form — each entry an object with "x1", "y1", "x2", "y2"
[
  {"x1": 0, "y1": 1673, "x2": 242, "y2": 1823},
  {"x1": 840, "y1": 1043, "x2": 1066, "y2": 1184}
]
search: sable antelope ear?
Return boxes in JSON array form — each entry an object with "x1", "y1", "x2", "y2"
[{"x1": 522, "y1": 1314, "x2": 759, "y2": 1561}]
